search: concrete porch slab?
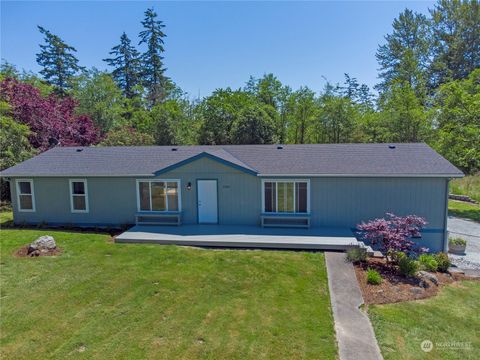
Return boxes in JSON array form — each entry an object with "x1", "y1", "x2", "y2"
[{"x1": 115, "y1": 224, "x2": 358, "y2": 250}]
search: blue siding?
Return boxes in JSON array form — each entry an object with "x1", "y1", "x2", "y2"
[{"x1": 9, "y1": 157, "x2": 448, "y2": 251}]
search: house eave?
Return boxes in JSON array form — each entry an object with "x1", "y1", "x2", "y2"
[{"x1": 257, "y1": 173, "x2": 464, "y2": 178}]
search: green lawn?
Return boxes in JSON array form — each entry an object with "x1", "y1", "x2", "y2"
[
  {"x1": 448, "y1": 200, "x2": 480, "y2": 222},
  {"x1": 369, "y1": 281, "x2": 480, "y2": 360},
  {"x1": 451, "y1": 176, "x2": 480, "y2": 202},
  {"x1": 0, "y1": 210, "x2": 13, "y2": 227},
  {"x1": 0, "y1": 227, "x2": 336, "y2": 359}
]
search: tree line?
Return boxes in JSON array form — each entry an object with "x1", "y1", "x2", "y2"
[{"x1": 1, "y1": 1, "x2": 479, "y2": 180}]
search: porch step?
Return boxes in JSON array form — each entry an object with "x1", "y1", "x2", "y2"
[{"x1": 356, "y1": 242, "x2": 383, "y2": 258}]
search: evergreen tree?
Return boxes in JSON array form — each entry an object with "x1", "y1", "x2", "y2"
[
  {"x1": 139, "y1": 8, "x2": 168, "y2": 105},
  {"x1": 36, "y1": 26, "x2": 83, "y2": 93},
  {"x1": 429, "y1": 0, "x2": 480, "y2": 88},
  {"x1": 376, "y1": 9, "x2": 431, "y2": 101},
  {"x1": 104, "y1": 32, "x2": 142, "y2": 98}
]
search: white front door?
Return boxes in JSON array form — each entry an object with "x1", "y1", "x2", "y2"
[{"x1": 197, "y1": 180, "x2": 218, "y2": 224}]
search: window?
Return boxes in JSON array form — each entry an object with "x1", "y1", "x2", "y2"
[
  {"x1": 263, "y1": 180, "x2": 309, "y2": 214},
  {"x1": 16, "y1": 179, "x2": 35, "y2": 212},
  {"x1": 137, "y1": 180, "x2": 181, "y2": 212},
  {"x1": 69, "y1": 179, "x2": 89, "y2": 213}
]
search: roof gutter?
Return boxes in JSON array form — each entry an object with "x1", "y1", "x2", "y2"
[{"x1": 257, "y1": 173, "x2": 464, "y2": 178}]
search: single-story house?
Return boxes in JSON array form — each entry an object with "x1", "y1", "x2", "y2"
[{"x1": 1, "y1": 143, "x2": 463, "y2": 251}]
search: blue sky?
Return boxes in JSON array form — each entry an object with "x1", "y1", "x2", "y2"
[{"x1": 1, "y1": 1, "x2": 434, "y2": 97}]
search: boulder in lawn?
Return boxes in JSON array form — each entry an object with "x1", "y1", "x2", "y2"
[{"x1": 27, "y1": 235, "x2": 56, "y2": 255}]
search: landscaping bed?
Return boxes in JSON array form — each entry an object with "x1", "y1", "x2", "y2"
[{"x1": 353, "y1": 258, "x2": 473, "y2": 304}]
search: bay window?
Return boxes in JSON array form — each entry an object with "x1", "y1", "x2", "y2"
[
  {"x1": 137, "y1": 180, "x2": 180, "y2": 212},
  {"x1": 263, "y1": 180, "x2": 309, "y2": 214}
]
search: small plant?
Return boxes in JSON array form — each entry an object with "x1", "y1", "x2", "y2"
[
  {"x1": 434, "y1": 252, "x2": 451, "y2": 272},
  {"x1": 418, "y1": 254, "x2": 439, "y2": 272},
  {"x1": 346, "y1": 248, "x2": 367, "y2": 263},
  {"x1": 449, "y1": 237, "x2": 467, "y2": 254},
  {"x1": 398, "y1": 255, "x2": 419, "y2": 277},
  {"x1": 449, "y1": 237, "x2": 467, "y2": 246},
  {"x1": 366, "y1": 268, "x2": 383, "y2": 285}
]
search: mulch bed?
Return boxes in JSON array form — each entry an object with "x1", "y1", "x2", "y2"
[
  {"x1": 14, "y1": 246, "x2": 62, "y2": 258},
  {"x1": 354, "y1": 258, "x2": 474, "y2": 304}
]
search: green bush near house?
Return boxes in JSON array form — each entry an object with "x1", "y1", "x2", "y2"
[
  {"x1": 418, "y1": 254, "x2": 439, "y2": 272},
  {"x1": 346, "y1": 247, "x2": 367, "y2": 263},
  {"x1": 434, "y1": 252, "x2": 451, "y2": 272},
  {"x1": 366, "y1": 268, "x2": 383, "y2": 285},
  {"x1": 397, "y1": 253, "x2": 419, "y2": 277}
]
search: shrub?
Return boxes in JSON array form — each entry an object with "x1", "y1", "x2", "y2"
[
  {"x1": 357, "y1": 213, "x2": 427, "y2": 265},
  {"x1": 366, "y1": 268, "x2": 383, "y2": 285},
  {"x1": 449, "y1": 237, "x2": 467, "y2": 246},
  {"x1": 434, "y1": 253, "x2": 451, "y2": 272},
  {"x1": 398, "y1": 255, "x2": 419, "y2": 277},
  {"x1": 418, "y1": 254, "x2": 439, "y2": 272},
  {"x1": 346, "y1": 248, "x2": 367, "y2": 263}
]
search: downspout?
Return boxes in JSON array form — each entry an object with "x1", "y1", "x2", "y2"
[{"x1": 442, "y1": 178, "x2": 450, "y2": 252}]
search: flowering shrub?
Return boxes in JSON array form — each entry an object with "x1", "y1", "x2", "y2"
[{"x1": 357, "y1": 213, "x2": 427, "y2": 263}]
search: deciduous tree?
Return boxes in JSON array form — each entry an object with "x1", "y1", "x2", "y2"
[
  {"x1": 73, "y1": 70, "x2": 125, "y2": 133},
  {"x1": 0, "y1": 78, "x2": 99, "y2": 151}
]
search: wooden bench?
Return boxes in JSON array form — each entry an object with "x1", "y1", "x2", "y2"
[
  {"x1": 135, "y1": 212, "x2": 182, "y2": 226},
  {"x1": 261, "y1": 213, "x2": 311, "y2": 228}
]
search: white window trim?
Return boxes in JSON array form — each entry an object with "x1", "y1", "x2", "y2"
[
  {"x1": 261, "y1": 179, "x2": 310, "y2": 214},
  {"x1": 136, "y1": 179, "x2": 182, "y2": 212},
  {"x1": 69, "y1": 179, "x2": 89, "y2": 213},
  {"x1": 16, "y1": 179, "x2": 36, "y2": 212}
]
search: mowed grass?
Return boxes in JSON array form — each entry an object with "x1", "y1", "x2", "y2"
[
  {"x1": 0, "y1": 228, "x2": 336, "y2": 359},
  {"x1": 369, "y1": 281, "x2": 480, "y2": 360},
  {"x1": 448, "y1": 200, "x2": 480, "y2": 222}
]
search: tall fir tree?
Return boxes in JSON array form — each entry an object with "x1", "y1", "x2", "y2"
[
  {"x1": 104, "y1": 32, "x2": 142, "y2": 98},
  {"x1": 139, "y1": 8, "x2": 168, "y2": 105},
  {"x1": 36, "y1": 26, "x2": 83, "y2": 93},
  {"x1": 429, "y1": 0, "x2": 480, "y2": 88},
  {"x1": 375, "y1": 9, "x2": 431, "y2": 101}
]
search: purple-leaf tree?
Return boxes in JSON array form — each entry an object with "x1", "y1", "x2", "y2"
[
  {"x1": 0, "y1": 78, "x2": 100, "y2": 151},
  {"x1": 357, "y1": 213, "x2": 427, "y2": 263}
]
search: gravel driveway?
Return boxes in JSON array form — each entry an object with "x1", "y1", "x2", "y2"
[{"x1": 448, "y1": 216, "x2": 480, "y2": 270}]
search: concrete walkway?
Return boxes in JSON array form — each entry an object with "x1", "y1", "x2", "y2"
[{"x1": 325, "y1": 252, "x2": 383, "y2": 360}]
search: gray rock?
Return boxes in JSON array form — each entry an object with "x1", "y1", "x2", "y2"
[
  {"x1": 410, "y1": 287, "x2": 424, "y2": 295},
  {"x1": 417, "y1": 270, "x2": 439, "y2": 285},
  {"x1": 28, "y1": 235, "x2": 56, "y2": 254},
  {"x1": 419, "y1": 280, "x2": 430, "y2": 289}
]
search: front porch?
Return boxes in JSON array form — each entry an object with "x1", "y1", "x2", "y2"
[{"x1": 115, "y1": 224, "x2": 360, "y2": 250}]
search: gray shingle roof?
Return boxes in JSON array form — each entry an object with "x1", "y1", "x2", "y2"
[{"x1": 0, "y1": 143, "x2": 463, "y2": 177}]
